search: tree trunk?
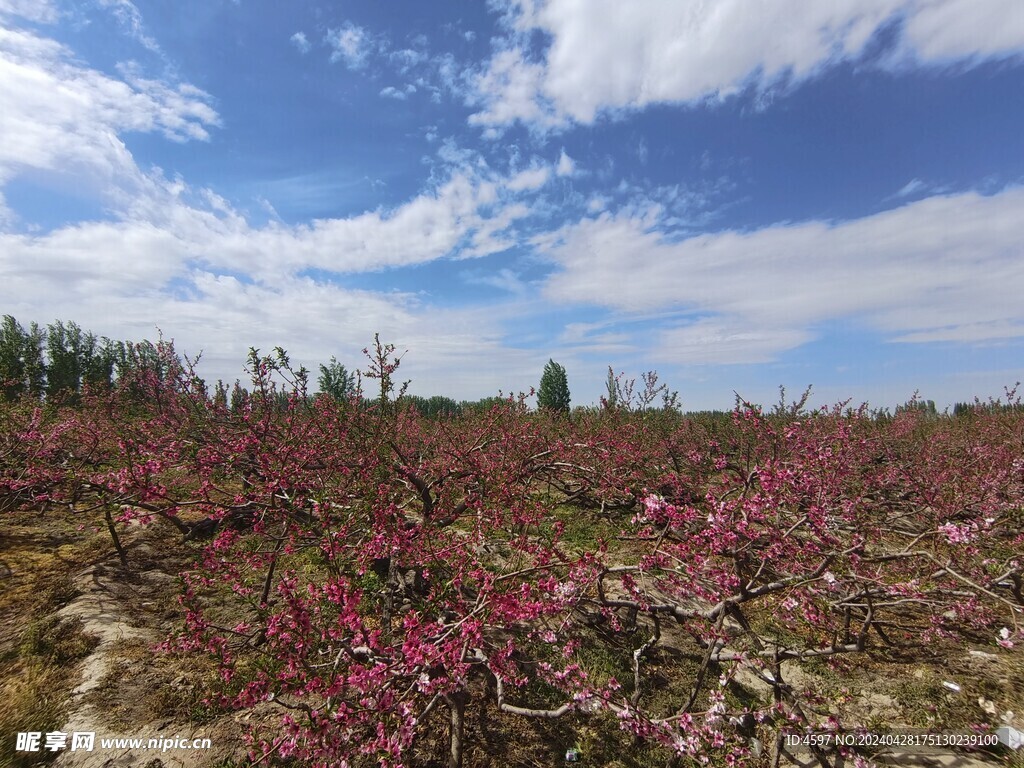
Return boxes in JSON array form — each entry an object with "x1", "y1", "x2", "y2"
[
  {"x1": 104, "y1": 506, "x2": 128, "y2": 568},
  {"x1": 446, "y1": 691, "x2": 468, "y2": 768}
]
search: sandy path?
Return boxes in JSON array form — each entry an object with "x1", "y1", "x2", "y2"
[{"x1": 51, "y1": 543, "x2": 245, "y2": 768}]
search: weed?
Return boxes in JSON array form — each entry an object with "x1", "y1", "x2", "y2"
[
  {"x1": 0, "y1": 617, "x2": 96, "y2": 768},
  {"x1": 19, "y1": 615, "x2": 99, "y2": 666}
]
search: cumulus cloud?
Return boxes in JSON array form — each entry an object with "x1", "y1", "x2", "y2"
[
  {"x1": 471, "y1": 0, "x2": 1024, "y2": 128},
  {"x1": 900, "y1": 0, "x2": 1024, "y2": 63},
  {"x1": 539, "y1": 187, "x2": 1024, "y2": 363},
  {"x1": 0, "y1": 224, "x2": 545, "y2": 397},
  {"x1": 468, "y1": 47, "x2": 558, "y2": 129},
  {"x1": 0, "y1": 17, "x2": 539, "y2": 333},
  {"x1": 0, "y1": 159, "x2": 550, "y2": 394}
]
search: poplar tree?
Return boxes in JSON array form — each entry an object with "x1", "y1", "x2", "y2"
[{"x1": 537, "y1": 359, "x2": 570, "y2": 413}]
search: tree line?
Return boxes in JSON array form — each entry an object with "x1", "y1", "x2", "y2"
[
  {"x1": 0, "y1": 315, "x2": 174, "y2": 403},
  {"x1": 0, "y1": 316, "x2": 579, "y2": 417},
  {"x1": 4, "y1": 314, "x2": 999, "y2": 420}
]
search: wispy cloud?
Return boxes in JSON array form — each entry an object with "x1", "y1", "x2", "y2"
[
  {"x1": 890, "y1": 178, "x2": 952, "y2": 200},
  {"x1": 555, "y1": 149, "x2": 575, "y2": 177},
  {"x1": 0, "y1": 24, "x2": 219, "y2": 209},
  {"x1": 380, "y1": 84, "x2": 417, "y2": 100},
  {"x1": 895, "y1": 178, "x2": 927, "y2": 198},
  {"x1": 540, "y1": 188, "x2": 1024, "y2": 363},
  {"x1": 97, "y1": 0, "x2": 161, "y2": 54},
  {"x1": 290, "y1": 31, "x2": 311, "y2": 54},
  {"x1": 506, "y1": 165, "x2": 550, "y2": 192},
  {"x1": 0, "y1": 0, "x2": 59, "y2": 23},
  {"x1": 325, "y1": 22, "x2": 375, "y2": 69},
  {"x1": 390, "y1": 47, "x2": 428, "y2": 73},
  {"x1": 460, "y1": 267, "x2": 527, "y2": 295}
]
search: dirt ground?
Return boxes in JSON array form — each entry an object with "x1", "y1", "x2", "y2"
[{"x1": 1, "y1": 512, "x2": 257, "y2": 768}]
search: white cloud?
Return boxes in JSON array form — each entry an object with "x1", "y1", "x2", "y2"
[
  {"x1": 901, "y1": 0, "x2": 1024, "y2": 63},
  {"x1": 461, "y1": 267, "x2": 528, "y2": 295},
  {"x1": 655, "y1": 320, "x2": 814, "y2": 366},
  {"x1": 540, "y1": 188, "x2": 1024, "y2": 363},
  {"x1": 0, "y1": 25, "x2": 219, "y2": 205},
  {"x1": 468, "y1": 47, "x2": 559, "y2": 129},
  {"x1": 0, "y1": 13, "x2": 557, "y2": 388},
  {"x1": 0, "y1": 18, "x2": 539, "y2": 285},
  {"x1": 892, "y1": 320, "x2": 1024, "y2": 344},
  {"x1": 0, "y1": 0, "x2": 59, "y2": 23},
  {"x1": 0, "y1": 224, "x2": 547, "y2": 397},
  {"x1": 380, "y1": 83, "x2": 416, "y2": 100},
  {"x1": 555, "y1": 149, "x2": 575, "y2": 177},
  {"x1": 390, "y1": 47, "x2": 428, "y2": 73},
  {"x1": 506, "y1": 165, "x2": 551, "y2": 191},
  {"x1": 326, "y1": 23, "x2": 374, "y2": 69},
  {"x1": 471, "y1": 0, "x2": 1024, "y2": 128},
  {"x1": 97, "y1": 0, "x2": 161, "y2": 54},
  {"x1": 290, "y1": 31, "x2": 311, "y2": 54},
  {"x1": 0, "y1": 156, "x2": 551, "y2": 395},
  {"x1": 895, "y1": 178, "x2": 926, "y2": 198}
]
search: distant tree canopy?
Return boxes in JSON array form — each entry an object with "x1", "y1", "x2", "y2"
[
  {"x1": 0, "y1": 315, "x2": 175, "y2": 404},
  {"x1": 317, "y1": 356, "x2": 356, "y2": 401},
  {"x1": 603, "y1": 366, "x2": 617, "y2": 409},
  {"x1": 13, "y1": 314, "x2": 1008, "y2": 425},
  {"x1": 404, "y1": 394, "x2": 461, "y2": 419},
  {"x1": 895, "y1": 398, "x2": 938, "y2": 417},
  {"x1": 458, "y1": 396, "x2": 507, "y2": 415},
  {"x1": 538, "y1": 359, "x2": 571, "y2": 414},
  {"x1": 0, "y1": 316, "x2": 45, "y2": 401},
  {"x1": 952, "y1": 399, "x2": 1023, "y2": 417}
]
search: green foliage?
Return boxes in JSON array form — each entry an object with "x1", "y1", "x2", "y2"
[
  {"x1": 952, "y1": 391, "x2": 1023, "y2": 418},
  {"x1": 229, "y1": 381, "x2": 250, "y2": 413},
  {"x1": 1, "y1": 316, "x2": 129, "y2": 403},
  {"x1": 538, "y1": 358, "x2": 570, "y2": 413},
  {"x1": 111, "y1": 339, "x2": 163, "y2": 383},
  {"x1": 459, "y1": 395, "x2": 506, "y2": 414},
  {"x1": 603, "y1": 366, "x2": 618, "y2": 409},
  {"x1": 0, "y1": 316, "x2": 44, "y2": 401},
  {"x1": 46, "y1": 320, "x2": 87, "y2": 399},
  {"x1": 895, "y1": 395, "x2": 938, "y2": 417},
  {"x1": 405, "y1": 394, "x2": 462, "y2": 419},
  {"x1": 318, "y1": 356, "x2": 356, "y2": 401},
  {"x1": 213, "y1": 380, "x2": 229, "y2": 410}
]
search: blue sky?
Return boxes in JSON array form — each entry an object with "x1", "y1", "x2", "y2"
[{"x1": 1, "y1": 0, "x2": 1023, "y2": 410}]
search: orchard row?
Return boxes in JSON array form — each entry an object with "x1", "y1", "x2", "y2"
[{"x1": 2, "y1": 340, "x2": 1022, "y2": 767}]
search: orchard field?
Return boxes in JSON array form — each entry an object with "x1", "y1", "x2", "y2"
[{"x1": 2, "y1": 339, "x2": 1023, "y2": 768}]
